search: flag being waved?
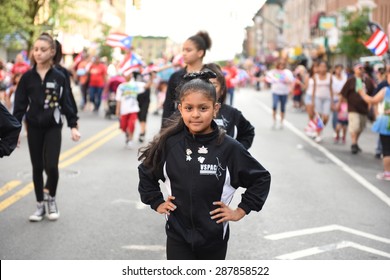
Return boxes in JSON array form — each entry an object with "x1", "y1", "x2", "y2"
[
  {"x1": 106, "y1": 33, "x2": 133, "y2": 50},
  {"x1": 118, "y1": 52, "x2": 145, "y2": 76},
  {"x1": 364, "y1": 22, "x2": 389, "y2": 57}
]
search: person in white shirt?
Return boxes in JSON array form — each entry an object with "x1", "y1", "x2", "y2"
[
  {"x1": 265, "y1": 60, "x2": 294, "y2": 129},
  {"x1": 312, "y1": 61, "x2": 334, "y2": 142},
  {"x1": 116, "y1": 71, "x2": 153, "y2": 149},
  {"x1": 331, "y1": 64, "x2": 348, "y2": 137}
]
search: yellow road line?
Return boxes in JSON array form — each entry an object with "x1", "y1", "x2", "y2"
[
  {"x1": 0, "y1": 126, "x2": 121, "y2": 213},
  {"x1": 0, "y1": 180, "x2": 22, "y2": 197},
  {"x1": 58, "y1": 129, "x2": 121, "y2": 168},
  {"x1": 0, "y1": 183, "x2": 33, "y2": 212},
  {"x1": 59, "y1": 123, "x2": 118, "y2": 161}
]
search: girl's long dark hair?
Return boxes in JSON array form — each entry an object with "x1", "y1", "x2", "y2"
[
  {"x1": 138, "y1": 71, "x2": 225, "y2": 173},
  {"x1": 138, "y1": 113, "x2": 184, "y2": 170}
]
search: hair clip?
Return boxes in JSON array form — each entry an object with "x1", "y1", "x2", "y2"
[{"x1": 183, "y1": 70, "x2": 217, "y2": 82}]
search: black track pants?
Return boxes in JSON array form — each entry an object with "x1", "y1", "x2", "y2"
[
  {"x1": 27, "y1": 125, "x2": 62, "y2": 202},
  {"x1": 166, "y1": 236, "x2": 228, "y2": 260}
]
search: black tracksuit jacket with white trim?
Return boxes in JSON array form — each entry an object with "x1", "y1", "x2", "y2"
[
  {"x1": 13, "y1": 66, "x2": 78, "y2": 129},
  {"x1": 138, "y1": 121, "x2": 271, "y2": 250},
  {"x1": 215, "y1": 104, "x2": 255, "y2": 150}
]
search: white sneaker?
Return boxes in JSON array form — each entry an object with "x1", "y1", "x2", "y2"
[
  {"x1": 315, "y1": 136, "x2": 322, "y2": 143},
  {"x1": 126, "y1": 141, "x2": 134, "y2": 149},
  {"x1": 47, "y1": 196, "x2": 60, "y2": 221},
  {"x1": 43, "y1": 190, "x2": 49, "y2": 201},
  {"x1": 29, "y1": 202, "x2": 46, "y2": 222}
]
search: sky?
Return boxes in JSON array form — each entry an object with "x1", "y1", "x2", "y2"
[{"x1": 125, "y1": 0, "x2": 266, "y2": 61}]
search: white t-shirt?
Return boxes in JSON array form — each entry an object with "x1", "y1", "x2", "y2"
[
  {"x1": 314, "y1": 73, "x2": 332, "y2": 99},
  {"x1": 266, "y1": 69, "x2": 294, "y2": 95},
  {"x1": 306, "y1": 77, "x2": 315, "y2": 96},
  {"x1": 332, "y1": 73, "x2": 348, "y2": 101},
  {"x1": 116, "y1": 80, "x2": 146, "y2": 115}
]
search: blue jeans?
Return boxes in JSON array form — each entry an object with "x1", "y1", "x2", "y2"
[
  {"x1": 227, "y1": 87, "x2": 235, "y2": 106},
  {"x1": 332, "y1": 102, "x2": 338, "y2": 130},
  {"x1": 272, "y1": 93, "x2": 288, "y2": 113},
  {"x1": 89, "y1": 86, "x2": 103, "y2": 111}
]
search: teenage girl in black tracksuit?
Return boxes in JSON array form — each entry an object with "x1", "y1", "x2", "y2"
[
  {"x1": 138, "y1": 71, "x2": 270, "y2": 260},
  {"x1": 162, "y1": 31, "x2": 212, "y2": 127},
  {"x1": 13, "y1": 33, "x2": 80, "y2": 222},
  {"x1": 203, "y1": 63, "x2": 255, "y2": 149}
]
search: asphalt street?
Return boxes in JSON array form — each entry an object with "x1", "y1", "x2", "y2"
[{"x1": 1, "y1": 86, "x2": 389, "y2": 260}]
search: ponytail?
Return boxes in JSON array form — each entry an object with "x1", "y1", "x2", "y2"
[{"x1": 187, "y1": 31, "x2": 212, "y2": 58}]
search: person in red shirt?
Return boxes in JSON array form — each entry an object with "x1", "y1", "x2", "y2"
[
  {"x1": 75, "y1": 55, "x2": 91, "y2": 110},
  {"x1": 223, "y1": 60, "x2": 238, "y2": 106},
  {"x1": 11, "y1": 53, "x2": 30, "y2": 75},
  {"x1": 88, "y1": 56, "x2": 107, "y2": 112}
]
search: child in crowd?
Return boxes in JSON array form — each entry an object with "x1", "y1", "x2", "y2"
[
  {"x1": 292, "y1": 71, "x2": 305, "y2": 110},
  {"x1": 334, "y1": 96, "x2": 348, "y2": 144},
  {"x1": 115, "y1": 71, "x2": 153, "y2": 149},
  {"x1": 138, "y1": 71, "x2": 270, "y2": 260}
]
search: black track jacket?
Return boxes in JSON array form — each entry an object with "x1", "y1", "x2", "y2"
[
  {"x1": 138, "y1": 121, "x2": 270, "y2": 250},
  {"x1": 215, "y1": 104, "x2": 255, "y2": 149},
  {"x1": 0, "y1": 103, "x2": 21, "y2": 157},
  {"x1": 13, "y1": 66, "x2": 78, "y2": 129}
]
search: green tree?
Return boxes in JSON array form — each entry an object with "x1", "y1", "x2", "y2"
[
  {"x1": 338, "y1": 8, "x2": 372, "y2": 64},
  {"x1": 0, "y1": 0, "x2": 97, "y2": 53},
  {"x1": 95, "y1": 24, "x2": 113, "y2": 62}
]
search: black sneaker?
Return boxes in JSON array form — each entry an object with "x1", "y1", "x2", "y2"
[
  {"x1": 29, "y1": 202, "x2": 46, "y2": 222},
  {"x1": 139, "y1": 133, "x2": 145, "y2": 143},
  {"x1": 47, "y1": 196, "x2": 60, "y2": 221},
  {"x1": 351, "y1": 144, "x2": 359, "y2": 154}
]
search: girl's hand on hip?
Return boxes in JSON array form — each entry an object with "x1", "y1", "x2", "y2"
[
  {"x1": 210, "y1": 201, "x2": 246, "y2": 224},
  {"x1": 71, "y1": 128, "x2": 81, "y2": 141},
  {"x1": 157, "y1": 196, "x2": 176, "y2": 215}
]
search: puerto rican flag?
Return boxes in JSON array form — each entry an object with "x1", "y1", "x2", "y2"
[
  {"x1": 118, "y1": 52, "x2": 145, "y2": 76},
  {"x1": 106, "y1": 32, "x2": 133, "y2": 50},
  {"x1": 364, "y1": 22, "x2": 389, "y2": 56}
]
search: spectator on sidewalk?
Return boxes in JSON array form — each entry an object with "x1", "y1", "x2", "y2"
[
  {"x1": 358, "y1": 69, "x2": 390, "y2": 180},
  {"x1": 265, "y1": 59, "x2": 294, "y2": 130},
  {"x1": 223, "y1": 60, "x2": 238, "y2": 106},
  {"x1": 88, "y1": 56, "x2": 107, "y2": 113},
  {"x1": 373, "y1": 67, "x2": 388, "y2": 158},
  {"x1": 340, "y1": 63, "x2": 375, "y2": 154}
]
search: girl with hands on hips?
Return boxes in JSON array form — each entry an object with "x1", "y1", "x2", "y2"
[
  {"x1": 138, "y1": 70, "x2": 270, "y2": 260},
  {"x1": 210, "y1": 202, "x2": 246, "y2": 224},
  {"x1": 156, "y1": 196, "x2": 177, "y2": 215}
]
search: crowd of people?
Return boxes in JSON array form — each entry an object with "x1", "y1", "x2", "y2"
[{"x1": 260, "y1": 57, "x2": 390, "y2": 181}]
